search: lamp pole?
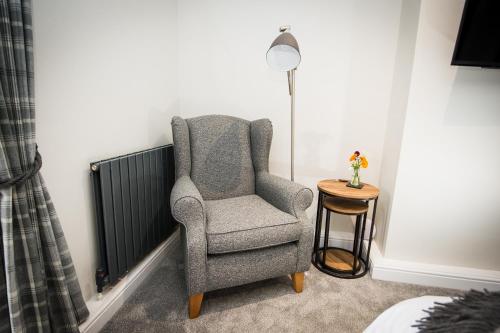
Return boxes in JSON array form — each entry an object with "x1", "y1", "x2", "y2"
[{"x1": 288, "y1": 69, "x2": 295, "y2": 181}]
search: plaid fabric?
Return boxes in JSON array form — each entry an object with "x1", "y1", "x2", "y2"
[{"x1": 0, "y1": 0, "x2": 89, "y2": 332}]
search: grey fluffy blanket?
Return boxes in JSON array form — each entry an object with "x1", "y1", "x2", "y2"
[{"x1": 413, "y1": 289, "x2": 500, "y2": 332}]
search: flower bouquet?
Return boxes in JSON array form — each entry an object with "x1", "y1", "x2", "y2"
[{"x1": 348, "y1": 151, "x2": 368, "y2": 189}]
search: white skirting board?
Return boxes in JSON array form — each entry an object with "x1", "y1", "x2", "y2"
[
  {"x1": 368, "y1": 241, "x2": 500, "y2": 291},
  {"x1": 319, "y1": 231, "x2": 500, "y2": 291},
  {"x1": 79, "y1": 229, "x2": 180, "y2": 333}
]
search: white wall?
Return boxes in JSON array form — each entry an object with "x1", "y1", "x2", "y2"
[
  {"x1": 376, "y1": 0, "x2": 420, "y2": 251},
  {"x1": 383, "y1": 0, "x2": 500, "y2": 271},
  {"x1": 33, "y1": 0, "x2": 178, "y2": 301},
  {"x1": 177, "y1": 0, "x2": 403, "y2": 233}
]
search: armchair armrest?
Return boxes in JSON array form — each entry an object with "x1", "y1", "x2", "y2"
[
  {"x1": 170, "y1": 176, "x2": 207, "y2": 295},
  {"x1": 256, "y1": 172, "x2": 314, "y2": 273},
  {"x1": 171, "y1": 175, "x2": 205, "y2": 225},
  {"x1": 256, "y1": 172, "x2": 313, "y2": 217}
]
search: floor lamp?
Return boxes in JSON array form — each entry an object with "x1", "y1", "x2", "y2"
[{"x1": 266, "y1": 25, "x2": 301, "y2": 181}]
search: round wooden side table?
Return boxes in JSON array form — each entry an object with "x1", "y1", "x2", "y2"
[{"x1": 312, "y1": 179, "x2": 379, "y2": 278}]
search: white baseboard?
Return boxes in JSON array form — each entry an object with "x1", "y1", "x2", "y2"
[
  {"x1": 318, "y1": 233, "x2": 368, "y2": 256},
  {"x1": 318, "y1": 235, "x2": 354, "y2": 250},
  {"x1": 79, "y1": 229, "x2": 180, "y2": 333},
  {"x1": 368, "y1": 241, "x2": 500, "y2": 291}
]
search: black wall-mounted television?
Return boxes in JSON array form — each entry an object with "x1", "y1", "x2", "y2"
[{"x1": 451, "y1": 0, "x2": 500, "y2": 68}]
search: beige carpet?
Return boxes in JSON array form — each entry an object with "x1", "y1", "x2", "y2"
[{"x1": 101, "y1": 243, "x2": 458, "y2": 333}]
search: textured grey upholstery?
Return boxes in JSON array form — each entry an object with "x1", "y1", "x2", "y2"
[
  {"x1": 187, "y1": 115, "x2": 255, "y2": 200},
  {"x1": 296, "y1": 211, "x2": 315, "y2": 272},
  {"x1": 170, "y1": 175, "x2": 207, "y2": 295},
  {"x1": 206, "y1": 195, "x2": 301, "y2": 254},
  {"x1": 171, "y1": 117, "x2": 191, "y2": 179},
  {"x1": 256, "y1": 172, "x2": 313, "y2": 217},
  {"x1": 250, "y1": 118, "x2": 273, "y2": 173},
  {"x1": 207, "y1": 243, "x2": 298, "y2": 292},
  {"x1": 171, "y1": 115, "x2": 313, "y2": 297}
]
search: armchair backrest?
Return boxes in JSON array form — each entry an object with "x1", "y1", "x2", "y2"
[{"x1": 171, "y1": 115, "x2": 273, "y2": 200}]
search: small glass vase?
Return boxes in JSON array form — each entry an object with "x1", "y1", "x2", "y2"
[{"x1": 349, "y1": 168, "x2": 360, "y2": 187}]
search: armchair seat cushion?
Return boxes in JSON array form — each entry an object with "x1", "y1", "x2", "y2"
[{"x1": 206, "y1": 195, "x2": 301, "y2": 254}]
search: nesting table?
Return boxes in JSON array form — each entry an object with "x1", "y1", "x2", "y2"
[{"x1": 312, "y1": 179, "x2": 379, "y2": 278}]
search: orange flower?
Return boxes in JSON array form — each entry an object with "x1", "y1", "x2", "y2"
[
  {"x1": 349, "y1": 154, "x2": 356, "y2": 161},
  {"x1": 360, "y1": 156, "x2": 368, "y2": 168}
]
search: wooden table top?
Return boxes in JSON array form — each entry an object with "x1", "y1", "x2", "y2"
[
  {"x1": 317, "y1": 179, "x2": 379, "y2": 200},
  {"x1": 323, "y1": 197, "x2": 369, "y2": 215}
]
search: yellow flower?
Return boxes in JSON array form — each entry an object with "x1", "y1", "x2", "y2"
[
  {"x1": 349, "y1": 154, "x2": 356, "y2": 161},
  {"x1": 360, "y1": 156, "x2": 368, "y2": 168}
]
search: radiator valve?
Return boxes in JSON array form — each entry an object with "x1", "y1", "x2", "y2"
[{"x1": 95, "y1": 268, "x2": 107, "y2": 294}]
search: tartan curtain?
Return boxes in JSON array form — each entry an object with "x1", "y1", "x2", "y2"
[{"x1": 0, "y1": 0, "x2": 89, "y2": 332}]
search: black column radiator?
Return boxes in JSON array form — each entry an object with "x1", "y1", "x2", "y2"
[{"x1": 90, "y1": 145, "x2": 176, "y2": 293}]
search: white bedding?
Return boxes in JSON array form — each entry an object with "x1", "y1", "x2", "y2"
[{"x1": 363, "y1": 296, "x2": 453, "y2": 333}]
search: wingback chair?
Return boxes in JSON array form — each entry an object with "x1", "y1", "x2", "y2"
[{"x1": 170, "y1": 115, "x2": 314, "y2": 318}]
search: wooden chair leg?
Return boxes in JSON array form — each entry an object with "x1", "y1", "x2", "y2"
[
  {"x1": 188, "y1": 293, "x2": 204, "y2": 319},
  {"x1": 291, "y1": 272, "x2": 304, "y2": 293}
]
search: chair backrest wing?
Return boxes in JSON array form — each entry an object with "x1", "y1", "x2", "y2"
[{"x1": 172, "y1": 115, "x2": 255, "y2": 200}]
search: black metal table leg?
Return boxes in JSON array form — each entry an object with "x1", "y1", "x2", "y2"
[
  {"x1": 354, "y1": 212, "x2": 367, "y2": 274},
  {"x1": 365, "y1": 198, "x2": 378, "y2": 270},
  {"x1": 322, "y1": 210, "x2": 331, "y2": 265},
  {"x1": 359, "y1": 211, "x2": 368, "y2": 258},
  {"x1": 351, "y1": 214, "x2": 361, "y2": 275},
  {"x1": 313, "y1": 192, "x2": 324, "y2": 263}
]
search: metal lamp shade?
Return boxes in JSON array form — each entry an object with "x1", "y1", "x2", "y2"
[{"x1": 266, "y1": 32, "x2": 301, "y2": 72}]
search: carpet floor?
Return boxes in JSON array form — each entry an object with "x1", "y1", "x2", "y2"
[{"x1": 101, "y1": 243, "x2": 458, "y2": 333}]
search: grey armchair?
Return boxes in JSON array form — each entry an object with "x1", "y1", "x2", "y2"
[{"x1": 170, "y1": 115, "x2": 314, "y2": 318}]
